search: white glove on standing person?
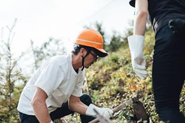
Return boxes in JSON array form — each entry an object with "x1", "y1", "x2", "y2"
[
  {"x1": 128, "y1": 35, "x2": 147, "y2": 79},
  {"x1": 86, "y1": 104, "x2": 113, "y2": 119}
]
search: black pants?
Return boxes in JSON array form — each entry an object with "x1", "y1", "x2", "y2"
[
  {"x1": 19, "y1": 94, "x2": 95, "y2": 123},
  {"x1": 153, "y1": 24, "x2": 185, "y2": 123}
]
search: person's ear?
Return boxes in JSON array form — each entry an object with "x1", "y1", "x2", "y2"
[{"x1": 79, "y1": 48, "x2": 87, "y2": 57}]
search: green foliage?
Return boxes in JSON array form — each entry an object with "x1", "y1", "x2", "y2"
[
  {"x1": 85, "y1": 27, "x2": 185, "y2": 123},
  {"x1": 0, "y1": 19, "x2": 27, "y2": 123},
  {"x1": 105, "y1": 32, "x2": 124, "y2": 52}
]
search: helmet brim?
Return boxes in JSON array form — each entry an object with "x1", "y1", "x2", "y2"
[{"x1": 96, "y1": 49, "x2": 108, "y2": 57}]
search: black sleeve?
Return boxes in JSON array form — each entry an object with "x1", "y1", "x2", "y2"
[{"x1": 129, "y1": 0, "x2": 136, "y2": 7}]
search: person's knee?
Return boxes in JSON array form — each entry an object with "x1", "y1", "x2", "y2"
[{"x1": 80, "y1": 94, "x2": 92, "y2": 106}]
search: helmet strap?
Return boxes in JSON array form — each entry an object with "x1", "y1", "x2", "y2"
[{"x1": 81, "y1": 50, "x2": 90, "y2": 71}]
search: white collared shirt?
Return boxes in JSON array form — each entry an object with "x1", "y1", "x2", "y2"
[{"x1": 17, "y1": 54, "x2": 85, "y2": 115}]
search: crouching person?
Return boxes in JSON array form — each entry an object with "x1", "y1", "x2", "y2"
[{"x1": 17, "y1": 29, "x2": 113, "y2": 123}]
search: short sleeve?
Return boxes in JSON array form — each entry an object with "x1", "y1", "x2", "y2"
[
  {"x1": 35, "y1": 59, "x2": 65, "y2": 96},
  {"x1": 129, "y1": 0, "x2": 136, "y2": 7}
]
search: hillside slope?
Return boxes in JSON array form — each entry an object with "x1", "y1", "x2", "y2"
[{"x1": 85, "y1": 28, "x2": 185, "y2": 123}]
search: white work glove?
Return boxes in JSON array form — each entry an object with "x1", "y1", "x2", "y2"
[
  {"x1": 50, "y1": 120, "x2": 54, "y2": 123},
  {"x1": 128, "y1": 35, "x2": 147, "y2": 79},
  {"x1": 86, "y1": 104, "x2": 113, "y2": 119}
]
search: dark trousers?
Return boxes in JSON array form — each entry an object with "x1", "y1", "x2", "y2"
[
  {"x1": 153, "y1": 24, "x2": 185, "y2": 123},
  {"x1": 19, "y1": 94, "x2": 94, "y2": 123}
]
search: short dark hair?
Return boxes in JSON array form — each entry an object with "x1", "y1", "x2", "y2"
[
  {"x1": 72, "y1": 44, "x2": 91, "y2": 55},
  {"x1": 72, "y1": 44, "x2": 107, "y2": 57}
]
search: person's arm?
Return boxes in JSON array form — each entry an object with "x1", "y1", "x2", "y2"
[
  {"x1": 127, "y1": 0, "x2": 149, "y2": 79},
  {"x1": 134, "y1": 0, "x2": 148, "y2": 35},
  {"x1": 68, "y1": 95, "x2": 87, "y2": 114},
  {"x1": 31, "y1": 87, "x2": 53, "y2": 123},
  {"x1": 68, "y1": 95, "x2": 113, "y2": 118}
]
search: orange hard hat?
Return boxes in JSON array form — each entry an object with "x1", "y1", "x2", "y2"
[{"x1": 75, "y1": 29, "x2": 107, "y2": 56}]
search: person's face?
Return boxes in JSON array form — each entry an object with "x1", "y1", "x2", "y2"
[{"x1": 83, "y1": 50, "x2": 98, "y2": 68}]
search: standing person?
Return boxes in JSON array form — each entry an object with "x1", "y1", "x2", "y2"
[
  {"x1": 17, "y1": 29, "x2": 113, "y2": 123},
  {"x1": 128, "y1": 0, "x2": 185, "y2": 123}
]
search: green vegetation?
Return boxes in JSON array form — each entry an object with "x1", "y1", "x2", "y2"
[
  {"x1": 85, "y1": 27, "x2": 185, "y2": 123},
  {"x1": 0, "y1": 19, "x2": 27, "y2": 123},
  {"x1": 0, "y1": 21, "x2": 184, "y2": 123}
]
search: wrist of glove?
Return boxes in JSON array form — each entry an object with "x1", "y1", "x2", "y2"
[
  {"x1": 128, "y1": 35, "x2": 147, "y2": 79},
  {"x1": 86, "y1": 104, "x2": 113, "y2": 118}
]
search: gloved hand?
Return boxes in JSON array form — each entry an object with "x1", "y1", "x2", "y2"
[
  {"x1": 128, "y1": 35, "x2": 147, "y2": 79},
  {"x1": 86, "y1": 104, "x2": 113, "y2": 119}
]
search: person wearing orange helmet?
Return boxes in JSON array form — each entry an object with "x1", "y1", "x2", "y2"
[{"x1": 17, "y1": 29, "x2": 113, "y2": 123}]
